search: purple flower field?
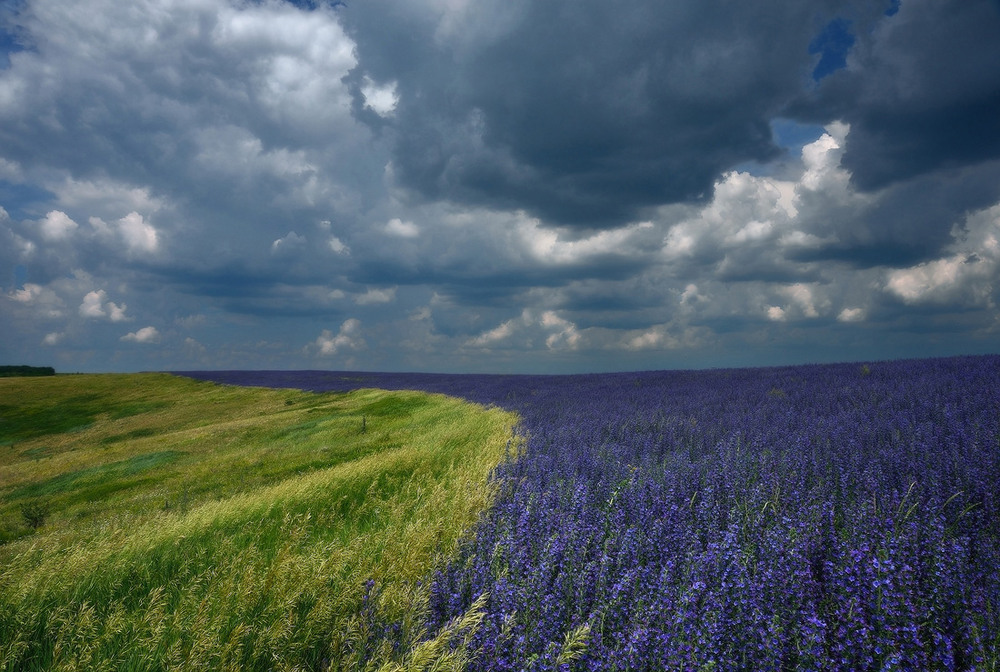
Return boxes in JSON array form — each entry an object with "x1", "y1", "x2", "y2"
[{"x1": 178, "y1": 355, "x2": 1000, "y2": 670}]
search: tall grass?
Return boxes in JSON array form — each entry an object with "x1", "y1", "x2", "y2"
[{"x1": 0, "y1": 374, "x2": 518, "y2": 671}]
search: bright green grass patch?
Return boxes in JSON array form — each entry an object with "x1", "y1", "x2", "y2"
[{"x1": 0, "y1": 374, "x2": 518, "y2": 671}]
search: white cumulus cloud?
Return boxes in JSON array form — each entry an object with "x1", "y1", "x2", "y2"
[
  {"x1": 799, "y1": 122, "x2": 850, "y2": 193},
  {"x1": 467, "y1": 317, "x2": 518, "y2": 347},
  {"x1": 884, "y1": 203, "x2": 1000, "y2": 307},
  {"x1": 767, "y1": 306, "x2": 786, "y2": 321},
  {"x1": 9, "y1": 284, "x2": 44, "y2": 303},
  {"x1": 541, "y1": 311, "x2": 581, "y2": 350},
  {"x1": 837, "y1": 307, "x2": 866, "y2": 322},
  {"x1": 779, "y1": 283, "x2": 824, "y2": 319},
  {"x1": 80, "y1": 289, "x2": 129, "y2": 321},
  {"x1": 355, "y1": 287, "x2": 397, "y2": 305},
  {"x1": 312, "y1": 318, "x2": 364, "y2": 356},
  {"x1": 121, "y1": 326, "x2": 160, "y2": 343},
  {"x1": 467, "y1": 309, "x2": 582, "y2": 350},
  {"x1": 117, "y1": 212, "x2": 159, "y2": 254},
  {"x1": 6, "y1": 283, "x2": 65, "y2": 318},
  {"x1": 621, "y1": 323, "x2": 700, "y2": 351},
  {"x1": 39, "y1": 210, "x2": 79, "y2": 241},
  {"x1": 328, "y1": 236, "x2": 349, "y2": 254},
  {"x1": 271, "y1": 231, "x2": 306, "y2": 254},
  {"x1": 386, "y1": 218, "x2": 420, "y2": 238},
  {"x1": 521, "y1": 219, "x2": 656, "y2": 266},
  {"x1": 361, "y1": 76, "x2": 399, "y2": 117}
]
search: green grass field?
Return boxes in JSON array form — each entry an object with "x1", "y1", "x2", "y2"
[{"x1": 0, "y1": 374, "x2": 518, "y2": 671}]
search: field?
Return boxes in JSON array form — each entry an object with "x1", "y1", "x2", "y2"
[
  {"x1": 3, "y1": 358, "x2": 999, "y2": 671},
  {"x1": 0, "y1": 374, "x2": 518, "y2": 671},
  {"x1": 188, "y1": 356, "x2": 1000, "y2": 671}
]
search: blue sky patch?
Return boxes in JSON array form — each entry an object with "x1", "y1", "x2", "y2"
[
  {"x1": 771, "y1": 119, "x2": 826, "y2": 150},
  {"x1": 809, "y1": 18, "x2": 855, "y2": 81},
  {"x1": 0, "y1": 181, "x2": 56, "y2": 220}
]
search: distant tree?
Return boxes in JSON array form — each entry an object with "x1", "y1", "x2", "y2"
[{"x1": 0, "y1": 365, "x2": 56, "y2": 377}]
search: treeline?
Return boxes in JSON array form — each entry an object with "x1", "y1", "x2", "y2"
[{"x1": 0, "y1": 365, "x2": 56, "y2": 377}]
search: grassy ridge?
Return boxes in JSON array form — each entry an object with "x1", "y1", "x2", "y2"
[{"x1": 0, "y1": 374, "x2": 518, "y2": 671}]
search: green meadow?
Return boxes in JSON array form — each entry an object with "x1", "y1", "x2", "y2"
[{"x1": 0, "y1": 374, "x2": 518, "y2": 671}]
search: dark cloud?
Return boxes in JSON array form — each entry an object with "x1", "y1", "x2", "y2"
[
  {"x1": 556, "y1": 284, "x2": 665, "y2": 314},
  {"x1": 795, "y1": 0, "x2": 1000, "y2": 191},
  {"x1": 354, "y1": 252, "x2": 646, "y2": 294},
  {"x1": 793, "y1": 159, "x2": 1000, "y2": 267},
  {"x1": 342, "y1": 0, "x2": 841, "y2": 227}
]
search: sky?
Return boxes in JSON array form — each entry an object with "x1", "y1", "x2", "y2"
[{"x1": 2, "y1": 0, "x2": 1000, "y2": 374}]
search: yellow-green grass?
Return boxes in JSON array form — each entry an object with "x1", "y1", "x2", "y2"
[{"x1": 0, "y1": 374, "x2": 518, "y2": 671}]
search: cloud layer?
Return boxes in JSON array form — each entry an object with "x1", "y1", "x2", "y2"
[{"x1": 2, "y1": 0, "x2": 999, "y2": 372}]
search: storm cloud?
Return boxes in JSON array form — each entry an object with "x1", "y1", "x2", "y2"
[{"x1": 342, "y1": 0, "x2": 835, "y2": 226}]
